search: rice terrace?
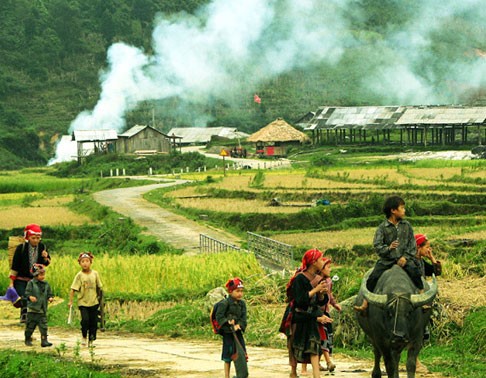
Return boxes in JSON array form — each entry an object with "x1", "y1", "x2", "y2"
[
  {"x1": 0, "y1": 147, "x2": 484, "y2": 377},
  {"x1": 1, "y1": 0, "x2": 486, "y2": 377}
]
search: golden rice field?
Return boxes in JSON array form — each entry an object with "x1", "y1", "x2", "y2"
[
  {"x1": 202, "y1": 172, "x2": 378, "y2": 190},
  {"x1": 322, "y1": 168, "x2": 469, "y2": 187},
  {"x1": 0, "y1": 252, "x2": 263, "y2": 298},
  {"x1": 271, "y1": 223, "x2": 486, "y2": 250},
  {"x1": 176, "y1": 167, "x2": 481, "y2": 193},
  {"x1": 0, "y1": 192, "x2": 39, "y2": 200},
  {"x1": 175, "y1": 198, "x2": 304, "y2": 213},
  {"x1": 0, "y1": 206, "x2": 93, "y2": 229},
  {"x1": 167, "y1": 184, "x2": 480, "y2": 202},
  {"x1": 165, "y1": 167, "x2": 484, "y2": 214}
]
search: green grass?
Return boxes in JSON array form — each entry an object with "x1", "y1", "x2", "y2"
[{"x1": 0, "y1": 349, "x2": 120, "y2": 377}]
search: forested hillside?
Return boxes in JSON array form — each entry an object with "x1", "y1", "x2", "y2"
[{"x1": 1, "y1": 0, "x2": 484, "y2": 168}]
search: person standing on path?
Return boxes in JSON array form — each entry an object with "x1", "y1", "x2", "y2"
[
  {"x1": 69, "y1": 252, "x2": 103, "y2": 347},
  {"x1": 284, "y1": 249, "x2": 329, "y2": 378},
  {"x1": 24, "y1": 264, "x2": 54, "y2": 347},
  {"x1": 9, "y1": 224, "x2": 51, "y2": 323}
]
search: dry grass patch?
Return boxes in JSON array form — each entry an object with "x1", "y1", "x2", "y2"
[
  {"x1": 31, "y1": 195, "x2": 76, "y2": 207},
  {"x1": 0, "y1": 192, "x2": 39, "y2": 200},
  {"x1": 208, "y1": 174, "x2": 377, "y2": 190},
  {"x1": 0, "y1": 206, "x2": 93, "y2": 228},
  {"x1": 105, "y1": 300, "x2": 175, "y2": 322},
  {"x1": 407, "y1": 167, "x2": 463, "y2": 180},
  {"x1": 325, "y1": 167, "x2": 473, "y2": 187},
  {"x1": 272, "y1": 228, "x2": 377, "y2": 249},
  {"x1": 271, "y1": 224, "x2": 485, "y2": 249},
  {"x1": 165, "y1": 186, "x2": 203, "y2": 198},
  {"x1": 175, "y1": 198, "x2": 303, "y2": 213}
]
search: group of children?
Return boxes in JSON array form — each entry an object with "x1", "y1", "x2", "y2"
[
  {"x1": 6, "y1": 194, "x2": 440, "y2": 377},
  {"x1": 215, "y1": 195, "x2": 441, "y2": 378},
  {"x1": 7, "y1": 224, "x2": 103, "y2": 348}
]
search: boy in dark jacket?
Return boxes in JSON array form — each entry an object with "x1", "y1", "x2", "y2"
[
  {"x1": 24, "y1": 264, "x2": 54, "y2": 347},
  {"x1": 215, "y1": 277, "x2": 247, "y2": 378},
  {"x1": 355, "y1": 196, "x2": 422, "y2": 312}
]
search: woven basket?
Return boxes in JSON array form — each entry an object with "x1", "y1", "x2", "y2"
[{"x1": 8, "y1": 235, "x2": 24, "y2": 267}]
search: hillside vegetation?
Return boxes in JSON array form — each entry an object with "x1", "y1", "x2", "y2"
[{"x1": 1, "y1": 0, "x2": 485, "y2": 168}]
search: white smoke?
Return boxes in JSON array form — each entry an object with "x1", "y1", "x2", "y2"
[
  {"x1": 65, "y1": 0, "x2": 353, "y2": 133},
  {"x1": 52, "y1": 0, "x2": 485, "y2": 163},
  {"x1": 362, "y1": 0, "x2": 486, "y2": 104}
]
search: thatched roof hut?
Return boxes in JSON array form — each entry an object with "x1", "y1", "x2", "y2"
[{"x1": 247, "y1": 118, "x2": 309, "y2": 143}]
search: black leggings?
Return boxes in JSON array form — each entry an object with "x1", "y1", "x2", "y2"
[
  {"x1": 367, "y1": 261, "x2": 423, "y2": 292},
  {"x1": 79, "y1": 305, "x2": 99, "y2": 341}
]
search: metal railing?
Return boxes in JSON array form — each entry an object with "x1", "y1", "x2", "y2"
[
  {"x1": 200, "y1": 234, "x2": 241, "y2": 253},
  {"x1": 247, "y1": 232, "x2": 294, "y2": 268}
]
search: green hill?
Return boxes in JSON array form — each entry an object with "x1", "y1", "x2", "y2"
[{"x1": 1, "y1": 0, "x2": 484, "y2": 168}]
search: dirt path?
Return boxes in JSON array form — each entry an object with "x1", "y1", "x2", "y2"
[
  {"x1": 0, "y1": 303, "x2": 373, "y2": 378},
  {"x1": 93, "y1": 180, "x2": 242, "y2": 253}
]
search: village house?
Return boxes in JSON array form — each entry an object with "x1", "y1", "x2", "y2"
[
  {"x1": 116, "y1": 124, "x2": 174, "y2": 155},
  {"x1": 247, "y1": 118, "x2": 310, "y2": 157}
]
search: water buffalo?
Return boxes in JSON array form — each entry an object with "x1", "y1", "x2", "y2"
[{"x1": 355, "y1": 265, "x2": 437, "y2": 378}]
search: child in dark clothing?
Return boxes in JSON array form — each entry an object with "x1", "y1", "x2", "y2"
[
  {"x1": 285, "y1": 249, "x2": 329, "y2": 378},
  {"x1": 414, "y1": 233, "x2": 442, "y2": 372},
  {"x1": 24, "y1": 264, "x2": 54, "y2": 347},
  {"x1": 415, "y1": 234, "x2": 442, "y2": 278},
  {"x1": 355, "y1": 196, "x2": 422, "y2": 312},
  {"x1": 215, "y1": 277, "x2": 247, "y2": 378}
]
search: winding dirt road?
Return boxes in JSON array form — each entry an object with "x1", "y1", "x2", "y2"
[{"x1": 93, "y1": 180, "x2": 242, "y2": 253}]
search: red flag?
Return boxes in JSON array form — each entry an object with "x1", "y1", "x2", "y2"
[{"x1": 253, "y1": 94, "x2": 261, "y2": 104}]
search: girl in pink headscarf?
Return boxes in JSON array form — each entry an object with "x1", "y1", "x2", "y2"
[
  {"x1": 282, "y1": 249, "x2": 329, "y2": 378},
  {"x1": 9, "y1": 224, "x2": 51, "y2": 323}
]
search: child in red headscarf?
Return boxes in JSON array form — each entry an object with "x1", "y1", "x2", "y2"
[
  {"x1": 283, "y1": 249, "x2": 329, "y2": 378},
  {"x1": 69, "y1": 252, "x2": 103, "y2": 347},
  {"x1": 301, "y1": 257, "x2": 341, "y2": 375},
  {"x1": 9, "y1": 224, "x2": 51, "y2": 323},
  {"x1": 414, "y1": 233, "x2": 442, "y2": 373},
  {"x1": 215, "y1": 277, "x2": 247, "y2": 378}
]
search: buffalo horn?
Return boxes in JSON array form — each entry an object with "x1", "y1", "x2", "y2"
[
  {"x1": 361, "y1": 269, "x2": 387, "y2": 306},
  {"x1": 411, "y1": 274, "x2": 438, "y2": 307}
]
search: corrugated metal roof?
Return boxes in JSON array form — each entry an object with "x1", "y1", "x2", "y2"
[
  {"x1": 119, "y1": 125, "x2": 147, "y2": 138},
  {"x1": 72, "y1": 129, "x2": 118, "y2": 142},
  {"x1": 396, "y1": 107, "x2": 486, "y2": 125},
  {"x1": 303, "y1": 106, "x2": 486, "y2": 130},
  {"x1": 167, "y1": 127, "x2": 249, "y2": 144},
  {"x1": 119, "y1": 124, "x2": 168, "y2": 138},
  {"x1": 305, "y1": 106, "x2": 407, "y2": 130}
]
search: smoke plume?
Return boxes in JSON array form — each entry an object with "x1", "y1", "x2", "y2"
[{"x1": 52, "y1": 0, "x2": 485, "y2": 163}]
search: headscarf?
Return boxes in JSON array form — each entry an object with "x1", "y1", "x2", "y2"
[
  {"x1": 24, "y1": 224, "x2": 42, "y2": 241},
  {"x1": 225, "y1": 277, "x2": 244, "y2": 293},
  {"x1": 285, "y1": 249, "x2": 323, "y2": 300},
  {"x1": 300, "y1": 248, "x2": 323, "y2": 270},
  {"x1": 415, "y1": 234, "x2": 428, "y2": 247},
  {"x1": 78, "y1": 251, "x2": 94, "y2": 263}
]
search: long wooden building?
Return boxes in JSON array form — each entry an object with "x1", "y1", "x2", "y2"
[{"x1": 303, "y1": 105, "x2": 486, "y2": 146}]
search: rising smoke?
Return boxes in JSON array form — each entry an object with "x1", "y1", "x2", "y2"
[{"x1": 51, "y1": 0, "x2": 485, "y2": 163}]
